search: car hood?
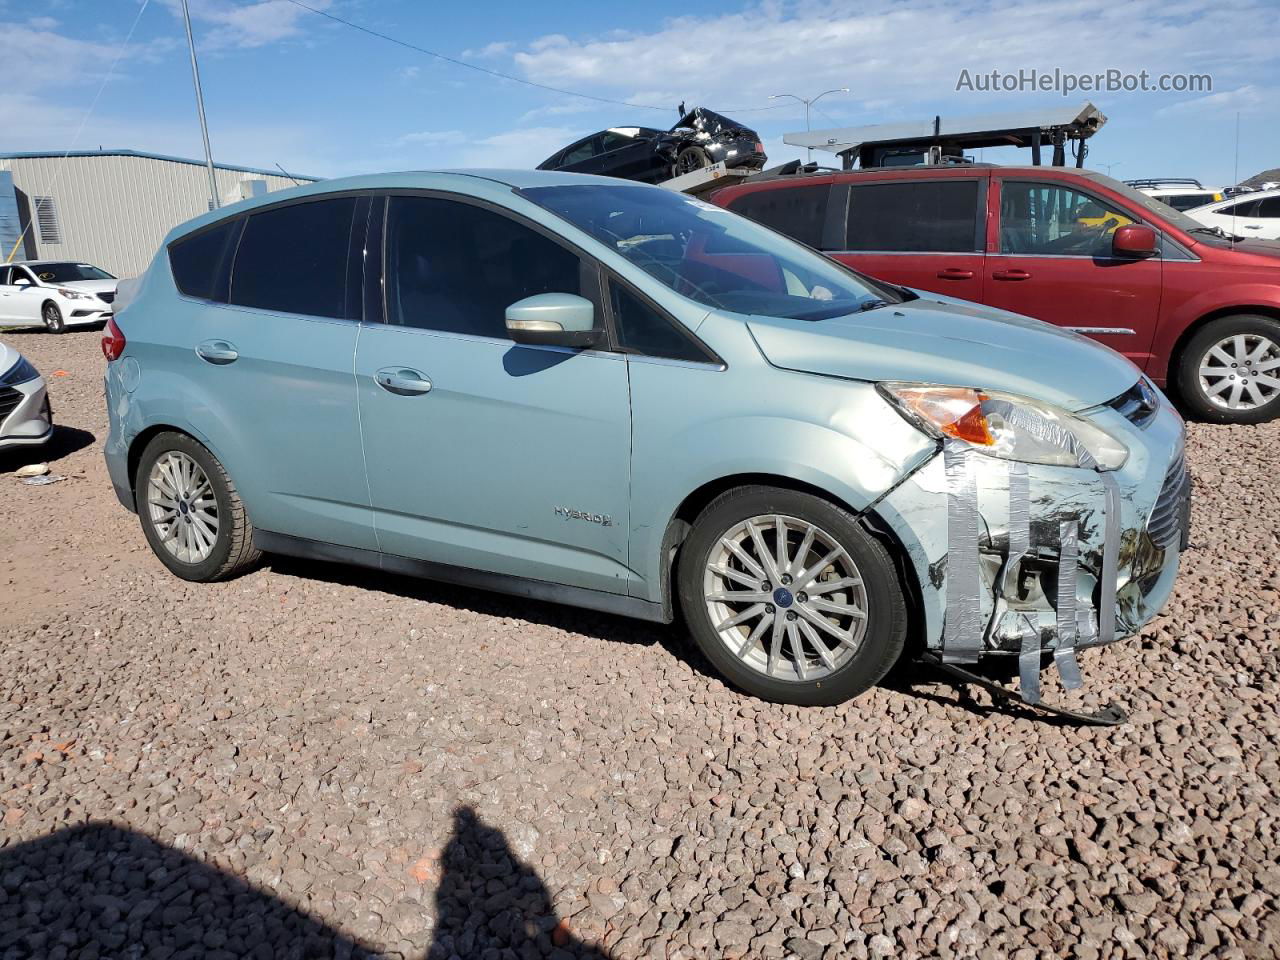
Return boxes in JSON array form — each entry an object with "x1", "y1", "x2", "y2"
[
  {"x1": 57, "y1": 279, "x2": 117, "y2": 295},
  {"x1": 743, "y1": 297, "x2": 1140, "y2": 412}
]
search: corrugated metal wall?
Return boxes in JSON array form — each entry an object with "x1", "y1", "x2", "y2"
[{"x1": 0, "y1": 155, "x2": 307, "y2": 278}]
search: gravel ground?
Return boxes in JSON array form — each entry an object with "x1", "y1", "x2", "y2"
[{"x1": 1, "y1": 328, "x2": 1277, "y2": 960}]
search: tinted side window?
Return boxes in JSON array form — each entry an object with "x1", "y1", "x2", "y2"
[
  {"x1": 728, "y1": 184, "x2": 829, "y2": 249},
  {"x1": 562, "y1": 138, "x2": 599, "y2": 164},
  {"x1": 387, "y1": 196, "x2": 583, "y2": 338},
  {"x1": 999, "y1": 182, "x2": 1134, "y2": 257},
  {"x1": 1256, "y1": 197, "x2": 1280, "y2": 218},
  {"x1": 230, "y1": 198, "x2": 357, "y2": 318},
  {"x1": 611, "y1": 281, "x2": 707, "y2": 362},
  {"x1": 846, "y1": 180, "x2": 980, "y2": 252},
  {"x1": 169, "y1": 217, "x2": 243, "y2": 302},
  {"x1": 1221, "y1": 199, "x2": 1259, "y2": 218},
  {"x1": 0, "y1": 267, "x2": 9, "y2": 285}
]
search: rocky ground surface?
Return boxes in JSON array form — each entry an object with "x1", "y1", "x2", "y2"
[{"x1": 0, "y1": 328, "x2": 1277, "y2": 960}]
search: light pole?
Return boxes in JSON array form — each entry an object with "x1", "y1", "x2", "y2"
[
  {"x1": 180, "y1": 0, "x2": 219, "y2": 211},
  {"x1": 1101, "y1": 161, "x2": 1122, "y2": 177},
  {"x1": 769, "y1": 88, "x2": 849, "y2": 162}
]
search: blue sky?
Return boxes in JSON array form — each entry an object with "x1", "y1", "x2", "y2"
[{"x1": 1, "y1": 0, "x2": 1277, "y2": 186}]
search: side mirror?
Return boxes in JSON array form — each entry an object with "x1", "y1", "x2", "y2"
[
  {"x1": 13, "y1": 277, "x2": 30, "y2": 287},
  {"x1": 1113, "y1": 225, "x2": 1158, "y2": 258},
  {"x1": 505, "y1": 293, "x2": 603, "y2": 348}
]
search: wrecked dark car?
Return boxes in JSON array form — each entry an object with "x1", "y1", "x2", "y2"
[{"x1": 536, "y1": 108, "x2": 766, "y2": 183}]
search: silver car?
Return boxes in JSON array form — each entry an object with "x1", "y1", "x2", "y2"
[{"x1": 103, "y1": 170, "x2": 1188, "y2": 707}]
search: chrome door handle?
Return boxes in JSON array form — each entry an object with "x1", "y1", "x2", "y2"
[
  {"x1": 992, "y1": 269, "x2": 1032, "y2": 281},
  {"x1": 375, "y1": 367, "x2": 433, "y2": 396},
  {"x1": 936, "y1": 267, "x2": 975, "y2": 280},
  {"x1": 196, "y1": 340, "x2": 239, "y2": 364}
]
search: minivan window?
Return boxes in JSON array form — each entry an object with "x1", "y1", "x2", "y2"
[
  {"x1": 230, "y1": 198, "x2": 357, "y2": 319},
  {"x1": 524, "y1": 184, "x2": 896, "y2": 321},
  {"x1": 170, "y1": 217, "x2": 244, "y2": 303},
  {"x1": 386, "y1": 196, "x2": 584, "y2": 338},
  {"x1": 727, "y1": 184, "x2": 830, "y2": 249},
  {"x1": 1000, "y1": 182, "x2": 1134, "y2": 257},
  {"x1": 845, "y1": 180, "x2": 980, "y2": 253}
]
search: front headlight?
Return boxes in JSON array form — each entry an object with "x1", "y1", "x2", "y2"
[
  {"x1": 57, "y1": 288, "x2": 89, "y2": 299},
  {"x1": 0, "y1": 355, "x2": 40, "y2": 386},
  {"x1": 878, "y1": 383, "x2": 1129, "y2": 471}
]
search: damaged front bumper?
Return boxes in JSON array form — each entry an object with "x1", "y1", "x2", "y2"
[{"x1": 873, "y1": 390, "x2": 1187, "y2": 698}]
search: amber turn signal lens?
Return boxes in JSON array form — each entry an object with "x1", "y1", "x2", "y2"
[{"x1": 890, "y1": 386, "x2": 996, "y2": 446}]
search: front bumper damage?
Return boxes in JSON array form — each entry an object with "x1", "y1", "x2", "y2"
[{"x1": 874, "y1": 394, "x2": 1187, "y2": 706}]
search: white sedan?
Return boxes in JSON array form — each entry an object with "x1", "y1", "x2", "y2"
[
  {"x1": 1186, "y1": 189, "x2": 1280, "y2": 241},
  {"x1": 0, "y1": 341, "x2": 52, "y2": 451},
  {"x1": 0, "y1": 260, "x2": 119, "y2": 333}
]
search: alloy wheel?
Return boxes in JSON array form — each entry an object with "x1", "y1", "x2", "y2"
[
  {"x1": 43, "y1": 304, "x2": 63, "y2": 332},
  {"x1": 702, "y1": 514, "x2": 868, "y2": 682},
  {"x1": 146, "y1": 451, "x2": 220, "y2": 564},
  {"x1": 1198, "y1": 333, "x2": 1280, "y2": 410}
]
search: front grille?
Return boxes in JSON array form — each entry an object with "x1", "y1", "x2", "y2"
[
  {"x1": 1106, "y1": 379, "x2": 1159, "y2": 427},
  {"x1": 0, "y1": 387, "x2": 21, "y2": 429},
  {"x1": 98, "y1": 291, "x2": 116, "y2": 304},
  {"x1": 1148, "y1": 448, "x2": 1192, "y2": 550}
]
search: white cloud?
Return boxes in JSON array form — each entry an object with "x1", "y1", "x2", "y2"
[
  {"x1": 157, "y1": 0, "x2": 332, "y2": 49},
  {"x1": 385, "y1": 126, "x2": 583, "y2": 170},
  {"x1": 461, "y1": 40, "x2": 513, "y2": 59},
  {"x1": 508, "y1": 0, "x2": 1277, "y2": 123},
  {"x1": 1158, "y1": 84, "x2": 1268, "y2": 117}
]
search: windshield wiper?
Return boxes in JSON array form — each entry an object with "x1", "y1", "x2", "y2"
[
  {"x1": 858, "y1": 297, "x2": 891, "y2": 312},
  {"x1": 1188, "y1": 226, "x2": 1244, "y2": 242}
]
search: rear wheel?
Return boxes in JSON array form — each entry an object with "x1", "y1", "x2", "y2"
[
  {"x1": 135, "y1": 432, "x2": 260, "y2": 581},
  {"x1": 42, "y1": 302, "x2": 65, "y2": 334},
  {"x1": 676, "y1": 146, "x2": 711, "y2": 176},
  {"x1": 677, "y1": 486, "x2": 907, "y2": 705},
  {"x1": 1176, "y1": 315, "x2": 1280, "y2": 423}
]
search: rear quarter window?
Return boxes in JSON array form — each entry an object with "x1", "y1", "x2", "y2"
[
  {"x1": 169, "y1": 217, "x2": 244, "y2": 302},
  {"x1": 726, "y1": 184, "x2": 830, "y2": 249}
]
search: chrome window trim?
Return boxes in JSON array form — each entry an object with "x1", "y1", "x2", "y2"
[
  {"x1": 1065, "y1": 326, "x2": 1137, "y2": 336},
  {"x1": 624, "y1": 353, "x2": 726, "y2": 372},
  {"x1": 826, "y1": 250, "x2": 985, "y2": 258},
  {"x1": 357, "y1": 320, "x2": 626, "y2": 362}
]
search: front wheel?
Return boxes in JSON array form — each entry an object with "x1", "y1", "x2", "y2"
[
  {"x1": 1176, "y1": 315, "x2": 1280, "y2": 423},
  {"x1": 677, "y1": 486, "x2": 908, "y2": 705},
  {"x1": 42, "y1": 302, "x2": 65, "y2": 334},
  {"x1": 135, "y1": 432, "x2": 261, "y2": 582}
]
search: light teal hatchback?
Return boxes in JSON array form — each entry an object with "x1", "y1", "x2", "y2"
[{"x1": 103, "y1": 170, "x2": 1188, "y2": 706}]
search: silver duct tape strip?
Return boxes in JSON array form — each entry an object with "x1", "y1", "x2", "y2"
[
  {"x1": 1018, "y1": 615, "x2": 1042, "y2": 704},
  {"x1": 943, "y1": 441, "x2": 983, "y2": 664},
  {"x1": 1097, "y1": 472, "x2": 1121, "y2": 646},
  {"x1": 1054, "y1": 519, "x2": 1084, "y2": 689}
]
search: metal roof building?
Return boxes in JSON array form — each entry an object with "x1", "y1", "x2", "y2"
[{"x1": 0, "y1": 150, "x2": 319, "y2": 278}]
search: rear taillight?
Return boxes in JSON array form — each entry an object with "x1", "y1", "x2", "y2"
[
  {"x1": 754, "y1": 142, "x2": 764, "y2": 153},
  {"x1": 102, "y1": 316, "x2": 126, "y2": 361}
]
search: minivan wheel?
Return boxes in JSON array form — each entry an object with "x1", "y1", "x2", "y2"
[
  {"x1": 1176, "y1": 315, "x2": 1280, "y2": 424},
  {"x1": 135, "y1": 432, "x2": 261, "y2": 582},
  {"x1": 43, "y1": 302, "x2": 65, "y2": 334},
  {"x1": 677, "y1": 486, "x2": 907, "y2": 706}
]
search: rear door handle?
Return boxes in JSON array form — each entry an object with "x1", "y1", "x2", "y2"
[
  {"x1": 196, "y1": 340, "x2": 239, "y2": 364},
  {"x1": 375, "y1": 367, "x2": 433, "y2": 396},
  {"x1": 936, "y1": 267, "x2": 975, "y2": 280},
  {"x1": 992, "y1": 269, "x2": 1032, "y2": 282}
]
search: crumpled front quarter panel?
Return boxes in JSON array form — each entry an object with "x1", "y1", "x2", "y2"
[{"x1": 626, "y1": 314, "x2": 935, "y2": 602}]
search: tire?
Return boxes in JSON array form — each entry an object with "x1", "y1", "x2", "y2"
[
  {"x1": 676, "y1": 146, "x2": 711, "y2": 176},
  {"x1": 42, "y1": 302, "x2": 65, "y2": 334},
  {"x1": 677, "y1": 485, "x2": 908, "y2": 706},
  {"x1": 1175, "y1": 314, "x2": 1280, "y2": 424},
  {"x1": 134, "y1": 431, "x2": 261, "y2": 582}
]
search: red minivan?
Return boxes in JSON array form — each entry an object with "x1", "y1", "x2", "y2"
[{"x1": 711, "y1": 165, "x2": 1280, "y2": 424}]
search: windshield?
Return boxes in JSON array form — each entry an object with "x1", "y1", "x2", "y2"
[
  {"x1": 523, "y1": 184, "x2": 898, "y2": 321},
  {"x1": 32, "y1": 262, "x2": 115, "y2": 283}
]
